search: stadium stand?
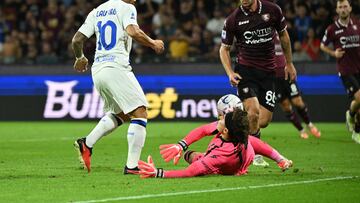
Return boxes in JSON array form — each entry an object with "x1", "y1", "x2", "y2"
[{"x1": 1, "y1": 0, "x2": 359, "y2": 65}]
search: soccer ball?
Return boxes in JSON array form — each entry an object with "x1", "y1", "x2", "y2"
[{"x1": 217, "y1": 94, "x2": 243, "y2": 116}]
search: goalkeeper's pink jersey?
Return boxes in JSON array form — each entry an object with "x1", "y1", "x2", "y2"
[{"x1": 163, "y1": 122, "x2": 255, "y2": 178}]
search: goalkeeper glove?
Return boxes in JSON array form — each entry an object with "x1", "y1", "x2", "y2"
[
  {"x1": 159, "y1": 140, "x2": 188, "y2": 165},
  {"x1": 138, "y1": 155, "x2": 164, "y2": 178}
]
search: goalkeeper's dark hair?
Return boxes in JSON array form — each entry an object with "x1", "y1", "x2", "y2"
[{"x1": 225, "y1": 108, "x2": 249, "y2": 146}]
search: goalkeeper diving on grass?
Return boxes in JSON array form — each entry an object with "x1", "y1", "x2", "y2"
[{"x1": 137, "y1": 95, "x2": 293, "y2": 178}]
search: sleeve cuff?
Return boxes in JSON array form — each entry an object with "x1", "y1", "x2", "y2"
[{"x1": 221, "y1": 43, "x2": 232, "y2": 47}]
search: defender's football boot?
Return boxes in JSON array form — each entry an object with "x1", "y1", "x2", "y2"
[
  {"x1": 74, "y1": 138, "x2": 92, "y2": 173},
  {"x1": 124, "y1": 166, "x2": 140, "y2": 175}
]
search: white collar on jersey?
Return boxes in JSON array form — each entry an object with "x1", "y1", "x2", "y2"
[
  {"x1": 240, "y1": 0, "x2": 262, "y2": 16},
  {"x1": 336, "y1": 18, "x2": 353, "y2": 28}
]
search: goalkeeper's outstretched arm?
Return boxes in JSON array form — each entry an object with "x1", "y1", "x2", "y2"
[
  {"x1": 182, "y1": 121, "x2": 218, "y2": 145},
  {"x1": 159, "y1": 122, "x2": 218, "y2": 164},
  {"x1": 138, "y1": 156, "x2": 212, "y2": 178},
  {"x1": 162, "y1": 161, "x2": 210, "y2": 178}
]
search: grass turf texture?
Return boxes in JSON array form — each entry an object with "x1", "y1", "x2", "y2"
[{"x1": 0, "y1": 122, "x2": 359, "y2": 203}]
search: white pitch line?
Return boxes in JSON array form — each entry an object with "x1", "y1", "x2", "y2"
[{"x1": 72, "y1": 176, "x2": 358, "y2": 203}]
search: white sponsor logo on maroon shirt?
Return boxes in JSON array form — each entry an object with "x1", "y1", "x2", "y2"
[
  {"x1": 221, "y1": 30, "x2": 226, "y2": 39},
  {"x1": 239, "y1": 20, "x2": 249, "y2": 25},
  {"x1": 243, "y1": 27, "x2": 273, "y2": 44},
  {"x1": 244, "y1": 27, "x2": 272, "y2": 39},
  {"x1": 340, "y1": 35, "x2": 360, "y2": 48},
  {"x1": 243, "y1": 88, "x2": 249, "y2": 94},
  {"x1": 262, "y1": 14, "x2": 270, "y2": 22},
  {"x1": 335, "y1": 29, "x2": 344, "y2": 35}
]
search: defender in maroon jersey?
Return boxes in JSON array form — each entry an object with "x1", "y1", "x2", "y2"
[
  {"x1": 320, "y1": 0, "x2": 360, "y2": 144},
  {"x1": 219, "y1": 0, "x2": 297, "y2": 139},
  {"x1": 274, "y1": 33, "x2": 321, "y2": 139}
]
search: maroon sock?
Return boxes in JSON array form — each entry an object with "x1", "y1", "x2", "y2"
[
  {"x1": 285, "y1": 111, "x2": 303, "y2": 131},
  {"x1": 296, "y1": 106, "x2": 311, "y2": 125}
]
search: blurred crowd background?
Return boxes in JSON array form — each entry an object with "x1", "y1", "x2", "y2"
[{"x1": 1, "y1": 0, "x2": 360, "y2": 65}]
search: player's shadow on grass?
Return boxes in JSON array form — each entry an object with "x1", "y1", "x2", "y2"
[
  {"x1": 75, "y1": 166, "x2": 121, "y2": 173},
  {"x1": 0, "y1": 174, "x2": 62, "y2": 180}
]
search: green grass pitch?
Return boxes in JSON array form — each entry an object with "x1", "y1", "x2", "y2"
[{"x1": 0, "y1": 122, "x2": 359, "y2": 203}]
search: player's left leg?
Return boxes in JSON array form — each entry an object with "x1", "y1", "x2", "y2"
[
  {"x1": 235, "y1": 64, "x2": 262, "y2": 137},
  {"x1": 251, "y1": 106, "x2": 274, "y2": 167},
  {"x1": 249, "y1": 136, "x2": 293, "y2": 171},
  {"x1": 339, "y1": 74, "x2": 360, "y2": 141},
  {"x1": 353, "y1": 111, "x2": 360, "y2": 144},
  {"x1": 351, "y1": 90, "x2": 360, "y2": 144},
  {"x1": 250, "y1": 106, "x2": 274, "y2": 167},
  {"x1": 275, "y1": 78, "x2": 307, "y2": 138},
  {"x1": 257, "y1": 70, "x2": 276, "y2": 131},
  {"x1": 347, "y1": 99, "x2": 360, "y2": 132},
  {"x1": 119, "y1": 71, "x2": 150, "y2": 174},
  {"x1": 291, "y1": 96, "x2": 321, "y2": 138},
  {"x1": 242, "y1": 97, "x2": 261, "y2": 136},
  {"x1": 241, "y1": 98, "x2": 268, "y2": 167}
]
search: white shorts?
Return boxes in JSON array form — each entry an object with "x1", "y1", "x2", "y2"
[{"x1": 92, "y1": 66, "x2": 148, "y2": 114}]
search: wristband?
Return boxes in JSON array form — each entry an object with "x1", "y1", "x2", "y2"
[
  {"x1": 156, "y1": 168, "x2": 164, "y2": 178},
  {"x1": 178, "y1": 140, "x2": 188, "y2": 151},
  {"x1": 76, "y1": 54, "x2": 84, "y2": 60}
]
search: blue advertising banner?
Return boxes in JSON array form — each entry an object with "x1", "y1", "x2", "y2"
[
  {"x1": 0, "y1": 75, "x2": 347, "y2": 121},
  {"x1": 0, "y1": 75, "x2": 345, "y2": 96}
]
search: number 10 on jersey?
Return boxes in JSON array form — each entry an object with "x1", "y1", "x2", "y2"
[{"x1": 97, "y1": 20, "x2": 117, "y2": 50}]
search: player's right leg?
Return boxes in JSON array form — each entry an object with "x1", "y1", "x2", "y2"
[
  {"x1": 74, "y1": 138, "x2": 92, "y2": 172},
  {"x1": 349, "y1": 91, "x2": 360, "y2": 132},
  {"x1": 74, "y1": 113, "x2": 124, "y2": 172},
  {"x1": 252, "y1": 104, "x2": 272, "y2": 167},
  {"x1": 74, "y1": 67, "x2": 126, "y2": 172}
]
